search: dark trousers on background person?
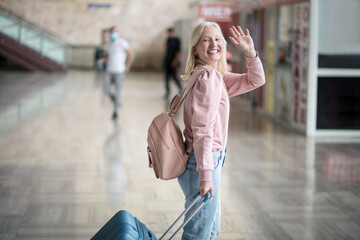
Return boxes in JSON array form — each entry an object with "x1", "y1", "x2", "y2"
[{"x1": 164, "y1": 66, "x2": 183, "y2": 99}]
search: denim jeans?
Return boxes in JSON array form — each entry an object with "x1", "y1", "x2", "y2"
[{"x1": 178, "y1": 150, "x2": 226, "y2": 240}]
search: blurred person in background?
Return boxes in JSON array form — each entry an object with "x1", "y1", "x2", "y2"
[
  {"x1": 178, "y1": 22, "x2": 265, "y2": 239},
  {"x1": 102, "y1": 26, "x2": 135, "y2": 120},
  {"x1": 95, "y1": 47, "x2": 105, "y2": 70},
  {"x1": 163, "y1": 27, "x2": 183, "y2": 99}
]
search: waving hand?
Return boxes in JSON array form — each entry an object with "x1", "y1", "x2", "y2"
[{"x1": 229, "y1": 26, "x2": 256, "y2": 58}]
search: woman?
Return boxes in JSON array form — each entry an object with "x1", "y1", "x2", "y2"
[{"x1": 178, "y1": 22, "x2": 266, "y2": 239}]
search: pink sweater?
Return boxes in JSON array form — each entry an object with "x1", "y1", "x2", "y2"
[{"x1": 183, "y1": 55, "x2": 266, "y2": 182}]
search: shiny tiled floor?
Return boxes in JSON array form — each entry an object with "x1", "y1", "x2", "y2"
[{"x1": 0, "y1": 70, "x2": 360, "y2": 240}]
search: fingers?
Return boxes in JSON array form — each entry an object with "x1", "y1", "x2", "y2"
[
  {"x1": 200, "y1": 188, "x2": 214, "y2": 200},
  {"x1": 236, "y1": 26, "x2": 245, "y2": 36},
  {"x1": 229, "y1": 37, "x2": 239, "y2": 45},
  {"x1": 209, "y1": 186, "x2": 214, "y2": 200},
  {"x1": 229, "y1": 27, "x2": 237, "y2": 38},
  {"x1": 230, "y1": 25, "x2": 244, "y2": 37},
  {"x1": 200, "y1": 189, "x2": 207, "y2": 198},
  {"x1": 229, "y1": 25, "x2": 251, "y2": 37},
  {"x1": 199, "y1": 181, "x2": 214, "y2": 200}
]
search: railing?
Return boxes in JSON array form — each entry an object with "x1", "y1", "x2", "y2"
[{"x1": 0, "y1": 7, "x2": 68, "y2": 67}]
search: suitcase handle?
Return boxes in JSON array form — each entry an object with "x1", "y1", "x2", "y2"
[
  {"x1": 202, "y1": 191, "x2": 211, "y2": 203},
  {"x1": 159, "y1": 191, "x2": 211, "y2": 240}
]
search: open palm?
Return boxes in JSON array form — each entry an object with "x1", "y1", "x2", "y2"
[{"x1": 229, "y1": 26, "x2": 255, "y2": 55}]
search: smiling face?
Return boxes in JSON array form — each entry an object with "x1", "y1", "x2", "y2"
[{"x1": 194, "y1": 26, "x2": 224, "y2": 69}]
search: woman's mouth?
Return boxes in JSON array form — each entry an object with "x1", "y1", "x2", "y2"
[{"x1": 208, "y1": 49, "x2": 219, "y2": 54}]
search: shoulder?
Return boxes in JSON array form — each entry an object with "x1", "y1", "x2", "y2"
[
  {"x1": 116, "y1": 38, "x2": 130, "y2": 48},
  {"x1": 196, "y1": 66, "x2": 222, "y2": 81},
  {"x1": 189, "y1": 66, "x2": 222, "y2": 89}
]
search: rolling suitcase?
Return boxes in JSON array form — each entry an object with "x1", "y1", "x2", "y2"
[{"x1": 91, "y1": 192, "x2": 210, "y2": 240}]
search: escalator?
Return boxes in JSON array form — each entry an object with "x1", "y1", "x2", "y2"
[{"x1": 0, "y1": 5, "x2": 68, "y2": 71}]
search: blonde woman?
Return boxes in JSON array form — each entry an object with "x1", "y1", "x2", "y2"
[{"x1": 178, "y1": 22, "x2": 266, "y2": 239}]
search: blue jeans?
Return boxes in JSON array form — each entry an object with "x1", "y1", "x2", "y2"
[{"x1": 178, "y1": 150, "x2": 226, "y2": 240}]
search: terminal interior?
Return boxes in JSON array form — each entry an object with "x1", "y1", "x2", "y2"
[
  {"x1": 1, "y1": 0, "x2": 360, "y2": 239},
  {"x1": 0, "y1": 70, "x2": 359, "y2": 239}
]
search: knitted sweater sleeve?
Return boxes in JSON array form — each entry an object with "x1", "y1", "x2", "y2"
[{"x1": 223, "y1": 54, "x2": 266, "y2": 97}]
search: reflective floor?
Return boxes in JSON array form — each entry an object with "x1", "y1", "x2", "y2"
[{"x1": 0, "y1": 70, "x2": 360, "y2": 240}]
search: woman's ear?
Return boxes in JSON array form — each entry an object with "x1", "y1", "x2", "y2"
[{"x1": 192, "y1": 47, "x2": 197, "y2": 56}]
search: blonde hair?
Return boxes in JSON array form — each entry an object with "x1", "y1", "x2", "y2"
[{"x1": 181, "y1": 21, "x2": 227, "y2": 80}]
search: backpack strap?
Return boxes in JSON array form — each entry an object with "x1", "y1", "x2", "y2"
[
  {"x1": 169, "y1": 76, "x2": 199, "y2": 115},
  {"x1": 169, "y1": 73, "x2": 203, "y2": 154}
]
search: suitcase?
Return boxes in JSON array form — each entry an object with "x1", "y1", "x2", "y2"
[{"x1": 91, "y1": 191, "x2": 210, "y2": 240}]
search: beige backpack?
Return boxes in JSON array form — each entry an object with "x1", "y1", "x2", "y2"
[{"x1": 147, "y1": 79, "x2": 198, "y2": 180}]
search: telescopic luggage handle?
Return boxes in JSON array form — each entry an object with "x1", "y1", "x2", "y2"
[{"x1": 159, "y1": 191, "x2": 211, "y2": 240}]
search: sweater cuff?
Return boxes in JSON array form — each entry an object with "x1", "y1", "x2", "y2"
[
  {"x1": 246, "y1": 51, "x2": 260, "y2": 66},
  {"x1": 199, "y1": 170, "x2": 212, "y2": 182}
]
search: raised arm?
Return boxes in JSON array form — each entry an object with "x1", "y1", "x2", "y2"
[{"x1": 225, "y1": 26, "x2": 265, "y2": 97}]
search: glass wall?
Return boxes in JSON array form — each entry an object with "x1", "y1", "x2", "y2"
[{"x1": 0, "y1": 8, "x2": 68, "y2": 66}]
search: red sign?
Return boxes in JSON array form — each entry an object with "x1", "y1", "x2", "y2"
[{"x1": 198, "y1": 4, "x2": 232, "y2": 21}]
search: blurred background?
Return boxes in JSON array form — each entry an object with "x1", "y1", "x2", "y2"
[
  {"x1": 0, "y1": 0, "x2": 360, "y2": 239},
  {"x1": 1, "y1": 0, "x2": 359, "y2": 135}
]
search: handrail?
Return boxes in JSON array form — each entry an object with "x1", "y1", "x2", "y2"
[
  {"x1": 0, "y1": 4, "x2": 69, "y2": 66},
  {"x1": 0, "y1": 3, "x2": 67, "y2": 45}
]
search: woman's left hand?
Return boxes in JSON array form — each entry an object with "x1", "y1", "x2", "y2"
[{"x1": 229, "y1": 26, "x2": 256, "y2": 58}]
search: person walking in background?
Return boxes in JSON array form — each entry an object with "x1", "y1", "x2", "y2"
[
  {"x1": 178, "y1": 22, "x2": 266, "y2": 239},
  {"x1": 163, "y1": 27, "x2": 183, "y2": 99},
  {"x1": 102, "y1": 26, "x2": 135, "y2": 120}
]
